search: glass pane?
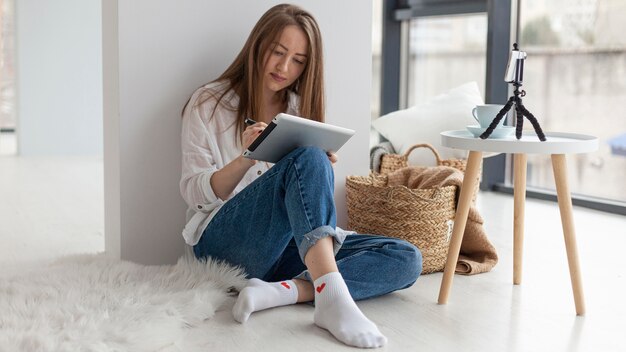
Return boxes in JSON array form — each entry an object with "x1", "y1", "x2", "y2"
[
  {"x1": 407, "y1": 14, "x2": 487, "y2": 106},
  {"x1": 518, "y1": 0, "x2": 626, "y2": 202},
  {"x1": 370, "y1": 0, "x2": 383, "y2": 147}
]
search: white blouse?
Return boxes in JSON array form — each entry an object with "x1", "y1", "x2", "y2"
[{"x1": 179, "y1": 81, "x2": 300, "y2": 245}]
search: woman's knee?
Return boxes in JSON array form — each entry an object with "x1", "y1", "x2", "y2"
[
  {"x1": 291, "y1": 146, "x2": 329, "y2": 166},
  {"x1": 392, "y1": 240, "x2": 423, "y2": 288}
]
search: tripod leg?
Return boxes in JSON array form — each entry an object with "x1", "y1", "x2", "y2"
[
  {"x1": 519, "y1": 104, "x2": 547, "y2": 141},
  {"x1": 480, "y1": 96, "x2": 515, "y2": 139},
  {"x1": 515, "y1": 102, "x2": 525, "y2": 140}
]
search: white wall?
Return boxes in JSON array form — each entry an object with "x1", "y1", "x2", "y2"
[
  {"x1": 16, "y1": 0, "x2": 102, "y2": 156},
  {"x1": 104, "y1": 0, "x2": 372, "y2": 264}
]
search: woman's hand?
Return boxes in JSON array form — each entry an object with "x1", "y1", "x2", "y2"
[
  {"x1": 239, "y1": 122, "x2": 267, "y2": 167},
  {"x1": 326, "y1": 152, "x2": 338, "y2": 165},
  {"x1": 242, "y1": 122, "x2": 268, "y2": 151}
]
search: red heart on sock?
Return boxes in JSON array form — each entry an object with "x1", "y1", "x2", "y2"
[
  {"x1": 280, "y1": 281, "x2": 291, "y2": 289},
  {"x1": 316, "y1": 283, "x2": 326, "y2": 293}
]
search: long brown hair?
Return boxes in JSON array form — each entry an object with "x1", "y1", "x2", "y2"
[{"x1": 183, "y1": 4, "x2": 325, "y2": 144}]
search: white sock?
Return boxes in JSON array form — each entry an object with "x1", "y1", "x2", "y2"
[
  {"x1": 313, "y1": 272, "x2": 387, "y2": 348},
  {"x1": 232, "y1": 278, "x2": 298, "y2": 323}
]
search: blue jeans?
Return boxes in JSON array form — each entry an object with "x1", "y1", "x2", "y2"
[{"x1": 193, "y1": 146, "x2": 422, "y2": 300}]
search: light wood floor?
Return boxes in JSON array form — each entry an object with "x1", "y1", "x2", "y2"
[{"x1": 1, "y1": 155, "x2": 625, "y2": 351}]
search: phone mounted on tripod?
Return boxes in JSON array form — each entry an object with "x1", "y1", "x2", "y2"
[{"x1": 479, "y1": 43, "x2": 546, "y2": 141}]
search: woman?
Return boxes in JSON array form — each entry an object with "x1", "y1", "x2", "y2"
[{"x1": 180, "y1": 4, "x2": 422, "y2": 348}]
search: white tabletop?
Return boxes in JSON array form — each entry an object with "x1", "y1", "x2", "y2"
[{"x1": 441, "y1": 130, "x2": 599, "y2": 154}]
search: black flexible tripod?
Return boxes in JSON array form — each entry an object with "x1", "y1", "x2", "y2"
[{"x1": 479, "y1": 44, "x2": 546, "y2": 141}]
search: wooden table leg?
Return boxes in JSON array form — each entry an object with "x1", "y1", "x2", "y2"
[
  {"x1": 513, "y1": 154, "x2": 527, "y2": 285},
  {"x1": 438, "y1": 150, "x2": 483, "y2": 304},
  {"x1": 551, "y1": 154, "x2": 586, "y2": 315}
]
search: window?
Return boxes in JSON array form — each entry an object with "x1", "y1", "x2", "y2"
[
  {"x1": 371, "y1": 0, "x2": 383, "y2": 146},
  {"x1": 515, "y1": 0, "x2": 626, "y2": 203},
  {"x1": 376, "y1": 0, "x2": 626, "y2": 214},
  {"x1": 407, "y1": 14, "x2": 487, "y2": 106}
]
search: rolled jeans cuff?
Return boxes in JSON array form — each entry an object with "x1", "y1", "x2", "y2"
[{"x1": 297, "y1": 225, "x2": 346, "y2": 264}]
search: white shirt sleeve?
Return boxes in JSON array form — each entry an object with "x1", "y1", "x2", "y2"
[{"x1": 179, "y1": 105, "x2": 222, "y2": 213}]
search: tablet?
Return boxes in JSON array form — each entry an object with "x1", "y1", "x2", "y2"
[{"x1": 243, "y1": 113, "x2": 355, "y2": 163}]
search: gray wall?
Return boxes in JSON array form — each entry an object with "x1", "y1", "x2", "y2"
[
  {"x1": 16, "y1": 0, "x2": 102, "y2": 156},
  {"x1": 104, "y1": 0, "x2": 372, "y2": 264}
]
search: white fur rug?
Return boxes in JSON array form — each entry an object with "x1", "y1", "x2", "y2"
[{"x1": 0, "y1": 254, "x2": 247, "y2": 352}]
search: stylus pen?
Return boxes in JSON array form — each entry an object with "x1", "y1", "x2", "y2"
[{"x1": 244, "y1": 117, "x2": 257, "y2": 126}]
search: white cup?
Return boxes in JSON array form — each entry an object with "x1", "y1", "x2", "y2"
[{"x1": 472, "y1": 104, "x2": 506, "y2": 128}]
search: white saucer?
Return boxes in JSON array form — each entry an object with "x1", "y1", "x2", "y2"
[{"x1": 466, "y1": 125, "x2": 515, "y2": 139}]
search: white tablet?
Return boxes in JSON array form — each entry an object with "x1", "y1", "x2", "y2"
[{"x1": 243, "y1": 113, "x2": 355, "y2": 163}]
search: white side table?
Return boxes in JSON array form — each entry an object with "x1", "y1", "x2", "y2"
[{"x1": 438, "y1": 130, "x2": 598, "y2": 315}]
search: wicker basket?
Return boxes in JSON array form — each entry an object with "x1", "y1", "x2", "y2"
[
  {"x1": 345, "y1": 173, "x2": 457, "y2": 274},
  {"x1": 379, "y1": 143, "x2": 466, "y2": 175},
  {"x1": 379, "y1": 142, "x2": 479, "y2": 202}
]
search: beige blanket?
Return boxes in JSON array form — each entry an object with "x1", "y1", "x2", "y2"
[{"x1": 386, "y1": 166, "x2": 498, "y2": 275}]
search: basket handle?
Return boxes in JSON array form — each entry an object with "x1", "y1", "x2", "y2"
[{"x1": 402, "y1": 143, "x2": 443, "y2": 165}]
